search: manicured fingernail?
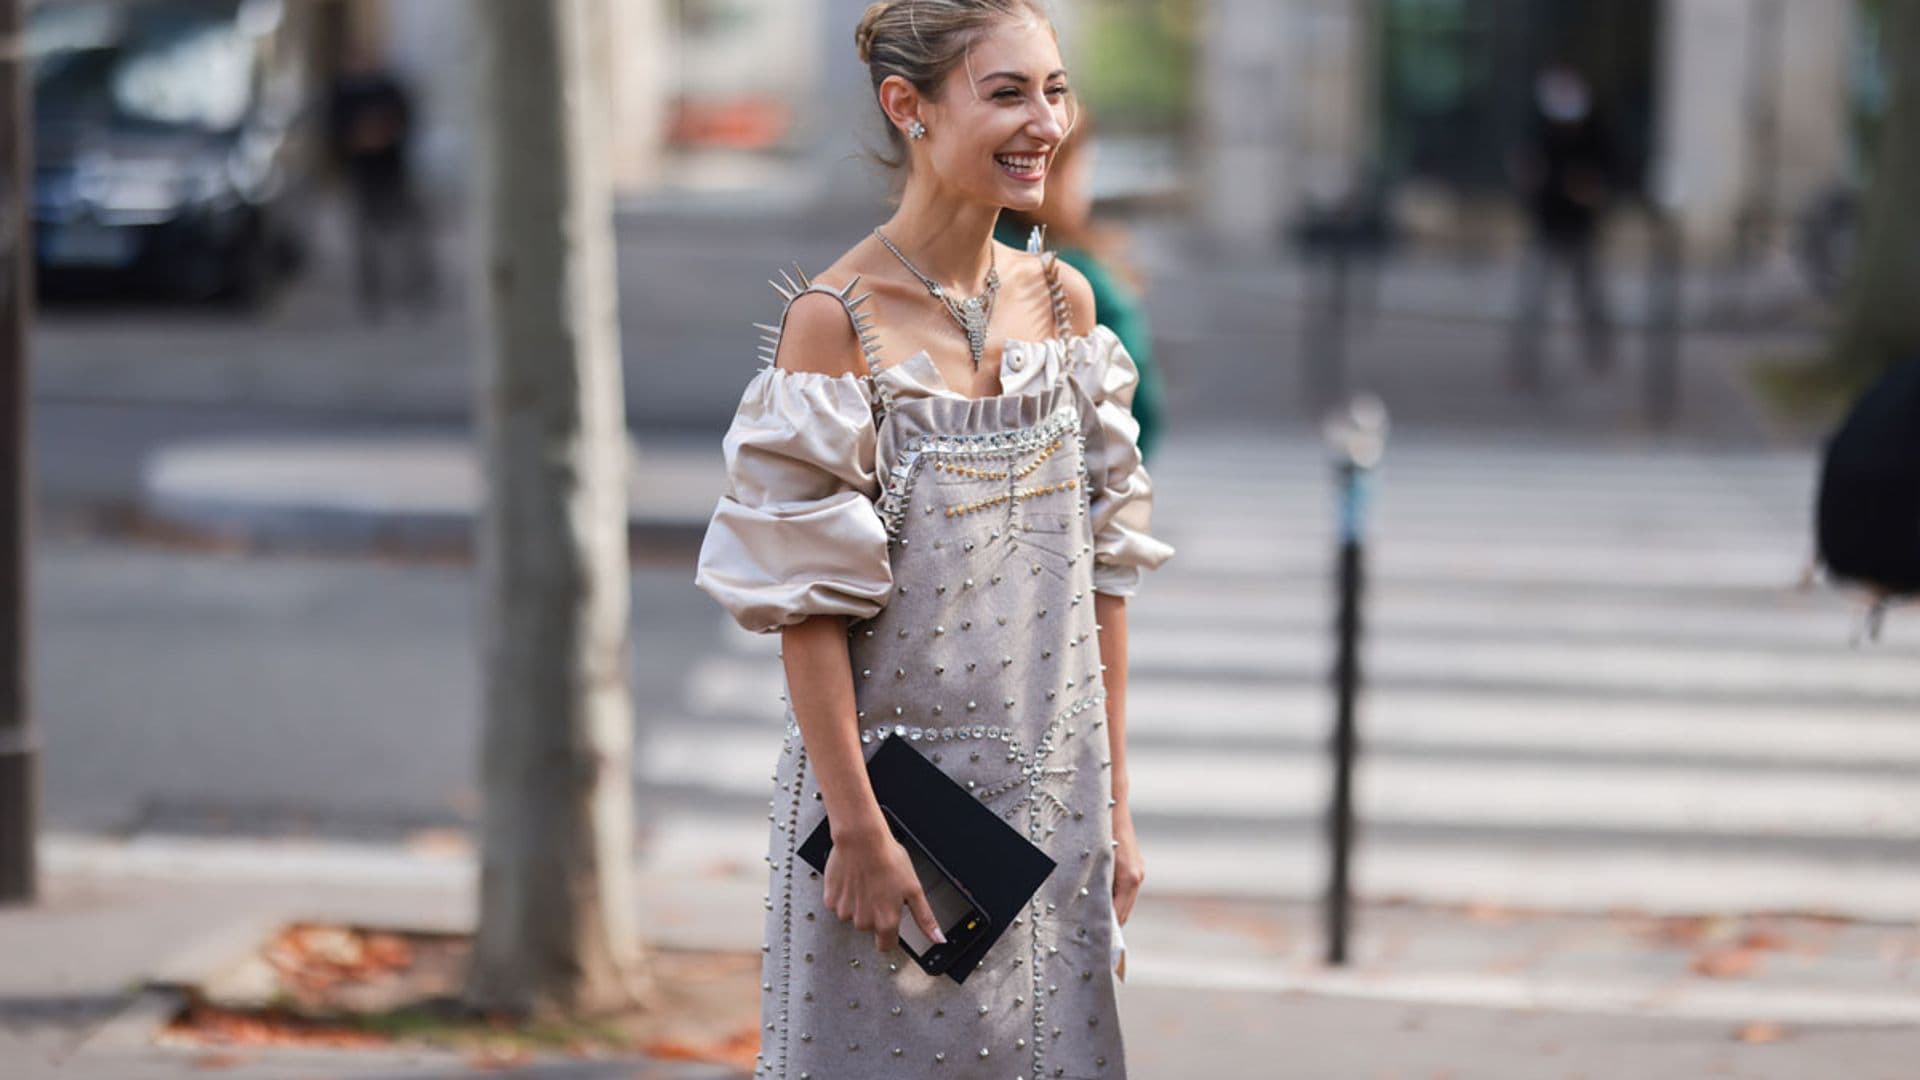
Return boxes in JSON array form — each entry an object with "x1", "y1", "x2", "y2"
[{"x1": 932, "y1": 928, "x2": 947, "y2": 944}]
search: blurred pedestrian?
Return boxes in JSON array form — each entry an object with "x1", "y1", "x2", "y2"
[
  {"x1": 1816, "y1": 354, "x2": 1920, "y2": 642},
  {"x1": 995, "y1": 109, "x2": 1166, "y2": 462},
  {"x1": 1507, "y1": 63, "x2": 1618, "y2": 389},
  {"x1": 693, "y1": 2, "x2": 1173, "y2": 1076},
  {"x1": 326, "y1": 50, "x2": 436, "y2": 321}
]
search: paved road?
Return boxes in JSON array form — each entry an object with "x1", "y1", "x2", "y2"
[
  {"x1": 35, "y1": 426, "x2": 1919, "y2": 917},
  {"x1": 648, "y1": 429, "x2": 1920, "y2": 919},
  {"x1": 30, "y1": 193, "x2": 1901, "y2": 915}
]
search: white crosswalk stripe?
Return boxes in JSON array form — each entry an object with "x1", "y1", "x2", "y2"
[{"x1": 656, "y1": 436, "x2": 1919, "y2": 918}]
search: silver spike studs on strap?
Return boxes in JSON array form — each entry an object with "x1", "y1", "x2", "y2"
[{"x1": 758, "y1": 262, "x2": 883, "y2": 368}]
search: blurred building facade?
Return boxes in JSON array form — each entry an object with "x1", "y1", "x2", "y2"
[
  {"x1": 1202, "y1": 0, "x2": 1862, "y2": 260},
  {"x1": 319, "y1": 0, "x2": 1862, "y2": 262}
]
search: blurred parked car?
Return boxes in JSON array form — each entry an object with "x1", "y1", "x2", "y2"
[{"x1": 28, "y1": 0, "x2": 317, "y2": 306}]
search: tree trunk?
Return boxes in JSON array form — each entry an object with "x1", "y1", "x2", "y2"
[
  {"x1": 1830, "y1": 0, "x2": 1920, "y2": 385},
  {"x1": 0, "y1": 0, "x2": 40, "y2": 907},
  {"x1": 465, "y1": 0, "x2": 642, "y2": 1017}
]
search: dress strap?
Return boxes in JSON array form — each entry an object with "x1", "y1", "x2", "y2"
[
  {"x1": 754, "y1": 261, "x2": 895, "y2": 422},
  {"x1": 754, "y1": 262, "x2": 883, "y2": 373},
  {"x1": 1026, "y1": 225, "x2": 1076, "y2": 339}
]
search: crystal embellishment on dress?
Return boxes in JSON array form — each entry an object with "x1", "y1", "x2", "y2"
[{"x1": 877, "y1": 403, "x2": 1080, "y2": 537}]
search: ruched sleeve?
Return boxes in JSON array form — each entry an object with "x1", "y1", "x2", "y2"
[
  {"x1": 694, "y1": 367, "x2": 894, "y2": 633},
  {"x1": 1065, "y1": 327, "x2": 1176, "y2": 597}
]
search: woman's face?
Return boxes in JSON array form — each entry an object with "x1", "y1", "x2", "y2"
[{"x1": 916, "y1": 16, "x2": 1074, "y2": 212}]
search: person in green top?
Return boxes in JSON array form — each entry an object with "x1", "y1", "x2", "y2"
[{"x1": 995, "y1": 114, "x2": 1164, "y2": 462}]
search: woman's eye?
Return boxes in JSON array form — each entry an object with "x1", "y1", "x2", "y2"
[{"x1": 994, "y1": 88, "x2": 1022, "y2": 101}]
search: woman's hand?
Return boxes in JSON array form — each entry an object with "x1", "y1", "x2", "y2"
[
  {"x1": 823, "y1": 825, "x2": 947, "y2": 954},
  {"x1": 1111, "y1": 799, "x2": 1145, "y2": 925}
]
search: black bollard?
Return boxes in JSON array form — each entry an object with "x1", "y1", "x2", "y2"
[{"x1": 1322, "y1": 396, "x2": 1387, "y2": 966}]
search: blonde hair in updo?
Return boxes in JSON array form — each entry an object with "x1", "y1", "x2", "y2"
[{"x1": 854, "y1": 0, "x2": 1058, "y2": 168}]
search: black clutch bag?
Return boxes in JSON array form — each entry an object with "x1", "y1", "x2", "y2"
[{"x1": 796, "y1": 734, "x2": 1057, "y2": 983}]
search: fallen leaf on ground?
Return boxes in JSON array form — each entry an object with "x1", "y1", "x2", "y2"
[
  {"x1": 1692, "y1": 947, "x2": 1764, "y2": 979},
  {"x1": 405, "y1": 829, "x2": 472, "y2": 857},
  {"x1": 464, "y1": 1043, "x2": 533, "y2": 1070},
  {"x1": 1738, "y1": 926, "x2": 1792, "y2": 953},
  {"x1": 643, "y1": 1025, "x2": 761, "y2": 1070},
  {"x1": 1462, "y1": 901, "x2": 1523, "y2": 926},
  {"x1": 1734, "y1": 1021, "x2": 1787, "y2": 1044}
]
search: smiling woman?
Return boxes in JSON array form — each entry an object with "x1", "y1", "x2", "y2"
[
  {"x1": 856, "y1": 0, "x2": 1079, "y2": 177},
  {"x1": 693, "y1": 3, "x2": 1172, "y2": 1077}
]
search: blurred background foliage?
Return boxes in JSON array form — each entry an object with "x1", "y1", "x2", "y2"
[{"x1": 1075, "y1": 0, "x2": 1199, "y2": 133}]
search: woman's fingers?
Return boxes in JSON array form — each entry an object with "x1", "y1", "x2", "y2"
[
  {"x1": 823, "y1": 839, "x2": 949, "y2": 954},
  {"x1": 905, "y1": 885, "x2": 946, "y2": 946}
]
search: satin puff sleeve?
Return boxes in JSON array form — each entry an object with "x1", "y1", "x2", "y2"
[
  {"x1": 694, "y1": 367, "x2": 894, "y2": 633},
  {"x1": 1066, "y1": 327, "x2": 1176, "y2": 597}
]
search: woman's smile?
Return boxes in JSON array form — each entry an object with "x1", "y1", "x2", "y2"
[{"x1": 995, "y1": 151, "x2": 1049, "y2": 183}]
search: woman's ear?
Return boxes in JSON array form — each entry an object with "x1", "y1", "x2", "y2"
[{"x1": 876, "y1": 74, "x2": 923, "y2": 138}]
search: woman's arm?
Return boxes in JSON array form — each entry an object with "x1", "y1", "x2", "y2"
[
  {"x1": 1095, "y1": 592, "x2": 1145, "y2": 924},
  {"x1": 782, "y1": 615, "x2": 887, "y2": 844},
  {"x1": 773, "y1": 293, "x2": 942, "y2": 954},
  {"x1": 771, "y1": 296, "x2": 888, "y2": 850},
  {"x1": 1093, "y1": 593, "x2": 1133, "y2": 808}
]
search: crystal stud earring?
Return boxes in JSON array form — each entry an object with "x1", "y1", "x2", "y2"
[{"x1": 906, "y1": 119, "x2": 927, "y2": 141}]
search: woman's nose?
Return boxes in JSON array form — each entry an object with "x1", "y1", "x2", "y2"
[{"x1": 1029, "y1": 99, "x2": 1066, "y2": 142}]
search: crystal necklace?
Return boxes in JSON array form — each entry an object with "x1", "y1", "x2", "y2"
[{"x1": 872, "y1": 227, "x2": 999, "y2": 371}]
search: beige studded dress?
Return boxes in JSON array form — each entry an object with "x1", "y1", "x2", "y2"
[{"x1": 695, "y1": 257, "x2": 1174, "y2": 1080}]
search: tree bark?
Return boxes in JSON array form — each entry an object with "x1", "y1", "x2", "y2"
[
  {"x1": 1830, "y1": 0, "x2": 1920, "y2": 384},
  {"x1": 0, "y1": 0, "x2": 40, "y2": 907},
  {"x1": 465, "y1": 0, "x2": 642, "y2": 1017}
]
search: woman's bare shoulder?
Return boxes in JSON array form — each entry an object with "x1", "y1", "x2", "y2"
[
  {"x1": 764, "y1": 240, "x2": 893, "y2": 377},
  {"x1": 1052, "y1": 259, "x2": 1097, "y2": 336},
  {"x1": 1029, "y1": 247, "x2": 1097, "y2": 336},
  {"x1": 772, "y1": 291, "x2": 867, "y2": 377}
]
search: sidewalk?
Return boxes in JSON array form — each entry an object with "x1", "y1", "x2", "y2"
[
  {"x1": 136, "y1": 433, "x2": 720, "y2": 551},
  {"x1": 5, "y1": 832, "x2": 1918, "y2": 1078}
]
